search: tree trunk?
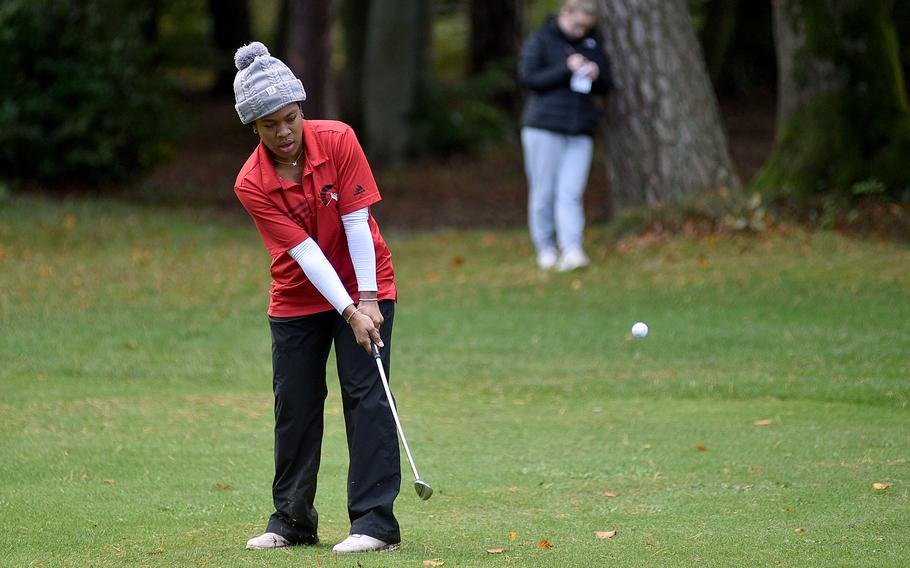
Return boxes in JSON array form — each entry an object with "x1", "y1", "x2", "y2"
[
  {"x1": 754, "y1": 0, "x2": 910, "y2": 196},
  {"x1": 285, "y1": 0, "x2": 338, "y2": 119},
  {"x1": 770, "y1": 0, "x2": 843, "y2": 133},
  {"x1": 142, "y1": 0, "x2": 161, "y2": 44},
  {"x1": 339, "y1": 0, "x2": 371, "y2": 132},
  {"x1": 699, "y1": 0, "x2": 740, "y2": 86},
  {"x1": 209, "y1": 0, "x2": 252, "y2": 96},
  {"x1": 899, "y1": 1, "x2": 910, "y2": 84},
  {"x1": 274, "y1": 0, "x2": 290, "y2": 62},
  {"x1": 698, "y1": 0, "x2": 776, "y2": 96},
  {"x1": 469, "y1": 0, "x2": 526, "y2": 114},
  {"x1": 599, "y1": 0, "x2": 740, "y2": 207},
  {"x1": 469, "y1": 0, "x2": 526, "y2": 75},
  {"x1": 362, "y1": 0, "x2": 430, "y2": 165}
]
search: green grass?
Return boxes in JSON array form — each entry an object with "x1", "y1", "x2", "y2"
[{"x1": 1, "y1": 196, "x2": 908, "y2": 567}]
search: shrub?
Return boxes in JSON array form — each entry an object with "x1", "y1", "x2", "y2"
[
  {"x1": 410, "y1": 64, "x2": 517, "y2": 158},
  {"x1": 0, "y1": 0, "x2": 176, "y2": 187}
]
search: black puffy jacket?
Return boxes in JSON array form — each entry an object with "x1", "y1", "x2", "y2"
[{"x1": 518, "y1": 16, "x2": 612, "y2": 136}]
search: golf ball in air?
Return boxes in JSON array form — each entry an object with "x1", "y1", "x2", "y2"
[{"x1": 631, "y1": 321, "x2": 649, "y2": 338}]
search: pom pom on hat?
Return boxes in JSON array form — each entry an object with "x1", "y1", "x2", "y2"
[{"x1": 234, "y1": 42, "x2": 269, "y2": 71}]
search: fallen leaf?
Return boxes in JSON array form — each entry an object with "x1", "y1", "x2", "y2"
[
  {"x1": 872, "y1": 482, "x2": 891, "y2": 490},
  {"x1": 783, "y1": 507, "x2": 796, "y2": 513},
  {"x1": 538, "y1": 539, "x2": 553, "y2": 549},
  {"x1": 595, "y1": 530, "x2": 617, "y2": 539},
  {"x1": 486, "y1": 548, "x2": 506, "y2": 555},
  {"x1": 102, "y1": 479, "x2": 115, "y2": 485},
  {"x1": 450, "y1": 255, "x2": 465, "y2": 268},
  {"x1": 695, "y1": 444, "x2": 708, "y2": 452},
  {"x1": 753, "y1": 419, "x2": 773, "y2": 427},
  {"x1": 214, "y1": 483, "x2": 234, "y2": 490},
  {"x1": 794, "y1": 527, "x2": 806, "y2": 533},
  {"x1": 509, "y1": 531, "x2": 517, "y2": 542},
  {"x1": 599, "y1": 491, "x2": 617, "y2": 497},
  {"x1": 423, "y1": 560, "x2": 445, "y2": 566},
  {"x1": 571, "y1": 280, "x2": 583, "y2": 291}
]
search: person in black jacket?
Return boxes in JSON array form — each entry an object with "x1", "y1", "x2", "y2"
[{"x1": 518, "y1": 0, "x2": 612, "y2": 271}]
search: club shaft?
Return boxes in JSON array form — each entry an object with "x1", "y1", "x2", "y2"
[{"x1": 373, "y1": 355, "x2": 421, "y2": 481}]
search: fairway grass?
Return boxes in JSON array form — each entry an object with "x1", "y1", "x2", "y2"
[{"x1": 1, "y1": 197, "x2": 908, "y2": 567}]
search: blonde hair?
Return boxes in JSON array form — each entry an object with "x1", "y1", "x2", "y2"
[{"x1": 562, "y1": 0, "x2": 598, "y2": 17}]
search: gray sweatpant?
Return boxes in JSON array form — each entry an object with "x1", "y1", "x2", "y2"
[{"x1": 521, "y1": 127, "x2": 593, "y2": 255}]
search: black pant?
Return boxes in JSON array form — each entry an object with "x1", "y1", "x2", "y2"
[{"x1": 265, "y1": 300, "x2": 400, "y2": 544}]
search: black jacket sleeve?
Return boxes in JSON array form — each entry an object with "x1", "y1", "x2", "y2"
[
  {"x1": 585, "y1": 31, "x2": 613, "y2": 94},
  {"x1": 518, "y1": 32, "x2": 571, "y2": 93},
  {"x1": 591, "y1": 50, "x2": 613, "y2": 94}
]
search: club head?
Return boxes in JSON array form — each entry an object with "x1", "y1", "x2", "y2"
[{"x1": 414, "y1": 479, "x2": 433, "y2": 500}]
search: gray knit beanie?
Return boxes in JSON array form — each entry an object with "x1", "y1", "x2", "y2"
[{"x1": 233, "y1": 42, "x2": 307, "y2": 124}]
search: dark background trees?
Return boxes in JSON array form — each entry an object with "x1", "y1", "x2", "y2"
[
  {"x1": 1, "y1": 0, "x2": 908, "y2": 224},
  {"x1": 210, "y1": 0, "x2": 253, "y2": 95},
  {"x1": 0, "y1": 0, "x2": 176, "y2": 185},
  {"x1": 754, "y1": 0, "x2": 910, "y2": 198},
  {"x1": 282, "y1": 0, "x2": 337, "y2": 119}
]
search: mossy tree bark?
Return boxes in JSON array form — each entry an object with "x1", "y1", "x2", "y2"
[
  {"x1": 599, "y1": 0, "x2": 740, "y2": 207},
  {"x1": 753, "y1": 0, "x2": 910, "y2": 196}
]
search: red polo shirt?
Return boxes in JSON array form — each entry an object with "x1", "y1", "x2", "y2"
[{"x1": 234, "y1": 120, "x2": 396, "y2": 317}]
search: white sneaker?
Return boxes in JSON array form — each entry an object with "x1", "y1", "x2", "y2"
[
  {"x1": 332, "y1": 534, "x2": 400, "y2": 554},
  {"x1": 537, "y1": 249, "x2": 558, "y2": 270},
  {"x1": 245, "y1": 532, "x2": 290, "y2": 550},
  {"x1": 557, "y1": 249, "x2": 590, "y2": 272}
]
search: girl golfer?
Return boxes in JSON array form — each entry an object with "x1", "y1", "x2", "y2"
[{"x1": 231, "y1": 42, "x2": 401, "y2": 554}]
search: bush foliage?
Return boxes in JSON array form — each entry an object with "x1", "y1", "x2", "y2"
[
  {"x1": 411, "y1": 63, "x2": 517, "y2": 158},
  {"x1": 0, "y1": 0, "x2": 176, "y2": 186}
]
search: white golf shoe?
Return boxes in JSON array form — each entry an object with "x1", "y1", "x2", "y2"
[
  {"x1": 557, "y1": 249, "x2": 590, "y2": 272},
  {"x1": 245, "y1": 532, "x2": 290, "y2": 549},
  {"x1": 537, "y1": 249, "x2": 558, "y2": 270},
  {"x1": 332, "y1": 533, "x2": 400, "y2": 553}
]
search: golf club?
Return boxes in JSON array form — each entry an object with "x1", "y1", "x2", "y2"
[{"x1": 371, "y1": 342, "x2": 433, "y2": 500}]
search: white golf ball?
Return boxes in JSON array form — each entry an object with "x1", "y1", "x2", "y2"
[{"x1": 631, "y1": 321, "x2": 649, "y2": 338}]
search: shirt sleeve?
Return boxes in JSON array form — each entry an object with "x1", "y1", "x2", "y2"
[
  {"x1": 288, "y1": 238, "x2": 355, "y2": 314},
  {"x1": 235, "y1": 182, "x2": 310, "y2": 256},
  {"x1": 340, "y1": 207, "x2": 377, "y2": 292},
  {"x1": 334, "y1": 126, "x2": 382, "y2": 216}
]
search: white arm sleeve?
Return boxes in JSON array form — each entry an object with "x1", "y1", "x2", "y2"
[
  {"x1": 288, "y1": 238, "x2": 354, "y2": 314},
  {"x1": 340, "y1": 207, "x2": 377, "y2": 292}
]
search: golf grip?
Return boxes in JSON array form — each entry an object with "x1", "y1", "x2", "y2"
[{"x1": 371, "y1": 343, "x2": 421, "y2": 481}]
